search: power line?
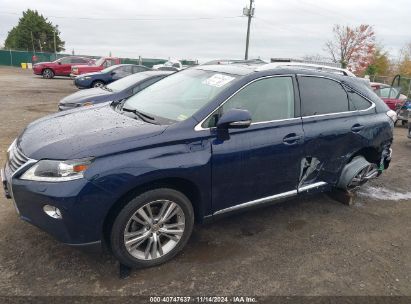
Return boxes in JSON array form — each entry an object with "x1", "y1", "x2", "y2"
[{"x1": 0, "y1": 11, "x2": 244, "y2": 21}]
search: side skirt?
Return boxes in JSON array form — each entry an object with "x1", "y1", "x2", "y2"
[{"x1": 209, "y1": 181, "x2": 328, "y2": 217}]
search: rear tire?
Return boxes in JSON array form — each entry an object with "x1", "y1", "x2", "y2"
[
  {"x1": 110, "y1": 188, "x2": 194, "y2": 268},
  {"x1": 91, "y1": 80, "x2": 105, "y2": 88},
  {"x1": 337, "y1": 156, "x2": 378, "y2": 191},
  {"x1": 42, "y1": 68, "x2": 54, "y2": 79}
]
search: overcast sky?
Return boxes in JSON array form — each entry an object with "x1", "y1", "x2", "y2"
[{"x1": 0, "y1": 0, "x2": 410, "y2": 62}]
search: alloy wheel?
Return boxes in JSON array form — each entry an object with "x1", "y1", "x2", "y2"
[
  {"x1": 347, "y1": 163, "x2": 378, "y2": 190},
  {"x1": 123, "y1": 200, "x2": 185, "y2": 260},
  {"x1": 43, "y1": 69, "x2": 53, "y2": 79},
  {"x1": 93, "y1": 82, "x2": 104, "y2": 88}
]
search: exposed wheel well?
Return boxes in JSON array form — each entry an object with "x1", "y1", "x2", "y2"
[
  {"x1": 350, "y1": 147, "x2": 380, "y2": 164},
  {"x1": 92, "y1": 79, "x2": 105, "y2": 85},
  {"x1": 102, "y1": 177, "x2": 202, "y2": 248}
]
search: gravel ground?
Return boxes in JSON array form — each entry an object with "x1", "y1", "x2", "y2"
[{"x1": 0, "y1": 67, "x2": 410, "y2": 296}]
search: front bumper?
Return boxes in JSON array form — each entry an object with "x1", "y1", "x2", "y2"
[{"x1": 2, "y1": 162, "x2": 115, "y2": 248}]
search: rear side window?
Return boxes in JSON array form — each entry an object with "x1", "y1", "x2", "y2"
[
  {"x1": 348, "y1": 91, "x2": 372, "y2": 110},
  {"x1": 133, "y1": 66, "x2": 149, "y2": 73},
  {"x1": 299, "y1": 77, "x2": 349, "y2": 116}
]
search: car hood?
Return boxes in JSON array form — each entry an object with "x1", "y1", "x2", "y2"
[
  {"x1": 59, "y1": 88, "x2": 113, "y2": 104},
  {"x1": 18, "y1": 104, "x2": 167, "y2": 160}
]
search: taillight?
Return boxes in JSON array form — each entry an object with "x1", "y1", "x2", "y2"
[{"x1": 386, "y1": 110, "x2": 397, "y2": 122}]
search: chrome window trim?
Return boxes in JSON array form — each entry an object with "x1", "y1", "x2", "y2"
[
  {"x1": 213, "y1": 181, "x2": 328, "y2": 216},
  {"x1": 194, "y1": 74, "x2": 297, "y2": 131},
  {"x1": 298, "y1": 74, "x2": 376, "y2": 118}
]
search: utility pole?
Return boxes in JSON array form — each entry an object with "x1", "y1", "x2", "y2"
[
  {"x1": 53, "y1": 30, "x2": 57, "y2": 60},
  {"x1": 30, "y1": 31, "x2": 35, "y2": 53},
  {"x1": 243, "y1": 0, "x2": 255, "y2": 60}
]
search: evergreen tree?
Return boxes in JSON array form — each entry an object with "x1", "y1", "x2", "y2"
[{"x1": 4, "y1": 9, "x2": 65, "y2": 52}]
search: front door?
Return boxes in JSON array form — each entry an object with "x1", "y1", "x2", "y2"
[{"x1": 209, "y1": 76, "x2": 304, "y2": 213}]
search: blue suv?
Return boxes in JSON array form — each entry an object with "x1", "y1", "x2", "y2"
[{"x1": 1, "y1": 64, "x2": 394, "y2": 268}]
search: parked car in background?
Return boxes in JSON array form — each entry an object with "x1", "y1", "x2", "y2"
[
  {"x1": 70, "y1": 57, "x2": 121, "y2": 77},
  {"x1": 153, "y1": 59, "x2": 183, "y2": 71},
  {"x1": 202, "y1": 58, "x2": 267, "y2": 65},
  {"x1": 371, "y1": 82, "x2": 407, "y2": 110},
  {"x1": 2, "y1": 64, "x2": 394, "y2": 268},
  {"x1": 73, "y1": 64, "x2": 151, "y2": 89},
  {"x1": 33, "y1": 56, "x2": 93, "y2": 79},
  {"x1": 397, "y1": 100, "x2": 411, "y2": 126},
  {"x1": 59, "y1": 70, "x2": 173, "y2": 110},
  {"x1": 408, "y1": 111, "x2": 411, "y2": 138}
]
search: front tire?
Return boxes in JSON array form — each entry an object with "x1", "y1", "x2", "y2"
[
  {"x1": 91, "y1": 80, "x2": 105, "y2": 88},
  {"x1": 110, "y1": 188, "x2": 194, "y2": 268},
  {"x1": 42, "y1": 68, "x2": 54, "y2": 79}
]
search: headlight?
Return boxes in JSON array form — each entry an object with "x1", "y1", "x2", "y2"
[
  {"x1": 20, "y1": 159, "x2": 92, "y2": 182},
  {"x1": 83, "y1": 76, "x2": 91, "y2": 79}
]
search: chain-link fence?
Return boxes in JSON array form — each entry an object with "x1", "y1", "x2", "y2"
[{"x1": 0, "y1": 49, "x2": 186, "y2": 68}]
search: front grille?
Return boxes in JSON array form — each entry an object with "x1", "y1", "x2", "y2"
[{"x1": 7, "y1": 141, "x2": 29, "y2": 173}]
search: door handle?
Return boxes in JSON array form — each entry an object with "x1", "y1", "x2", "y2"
[
  {"x1": 283, "y1": 133, "x2": 302, "y2": 145},
  {"x1": 351, "y1": 124, "x2": 364, "y2": 133}
]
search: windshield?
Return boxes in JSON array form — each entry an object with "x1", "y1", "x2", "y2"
[
  {"x1": 94, "y1": 57, "x2": 104, "y2": 66},
  {"x1": 101, "y1": 65, "x2": 119, "y2": 73},
  {"x1": 107, "y1": 73, "x2": 151, "y2": 92},
  {"x1": 123, "y1": 69, "x2": 238, "y2": 122}
]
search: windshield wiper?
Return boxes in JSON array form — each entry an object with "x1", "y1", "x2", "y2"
[{"x1": 122, "y1": 107, "x2": 158, "y2": 124}]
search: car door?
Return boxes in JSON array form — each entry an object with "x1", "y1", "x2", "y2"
[
  {"x1": 208, "y1": 76, "x2": 305, "y2": 213},
  {"x1": 55, "y1": 57, "x2": 71, "y2": 75},
  {"x1": 297, "y1": 75, "x2": 366, "y2": 187}
]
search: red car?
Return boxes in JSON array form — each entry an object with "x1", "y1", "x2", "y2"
[
  {"x1": 371, "y1": 82, "x2": 407, "y2": 110},
  {"x1": 70, "y1": 57, "x2": 121, "y2": 77},
  {"x1": 33, "y1": 56, "x2": 93, "y2": 79}
]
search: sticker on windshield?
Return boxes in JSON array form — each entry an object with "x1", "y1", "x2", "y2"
[
  {"x1": 177, "y1": 114, "x2": 188, "y2": 121},
  {"x1": 202, "y1": 74, "x2": 235, "y2": 88}
]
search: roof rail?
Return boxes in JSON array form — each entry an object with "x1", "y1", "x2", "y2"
[{"x1": 256, "y1": 62, "x2": 356, "y2": 77}]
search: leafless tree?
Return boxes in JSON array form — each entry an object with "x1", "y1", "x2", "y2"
[{"x1": 325, "y1": 24, "x2": 376, "y2": 70}]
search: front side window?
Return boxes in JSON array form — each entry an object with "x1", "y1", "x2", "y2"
[
  {"x1": 299, "y1": 77, "x2": 349, "y2": 116},
  {"x1": 205, "y1": 77, "x2": 295, "y2": 128},
  {"x1": 133, "y1": 66, "x2": 149, "y2": 73},
  {"x1": 57, "y1": 57, "x2": 71, "y2": 64},
  {"x1": 107, "y1": 73, "x2": 150, "y2": 92},
  {"x1": 123, "y1": 69, "x2": 239, "y2": 122}
]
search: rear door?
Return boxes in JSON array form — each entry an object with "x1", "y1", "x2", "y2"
[
  {"x1": 209, "y1": 75, "x2": 305, "y2": 213},
  {"x1": 297, "y1": 75, "x2": 366, "y2": 187}
]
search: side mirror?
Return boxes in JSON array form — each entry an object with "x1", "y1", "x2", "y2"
[
  {"x1": 111, "y1": 71, "x2": 116, "y2": 75},
  {"x1": 217, "y1": 109, "x2": 252, "y2": 129}
]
